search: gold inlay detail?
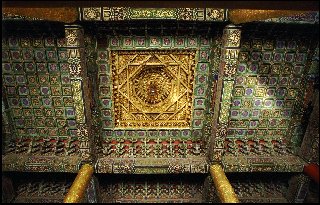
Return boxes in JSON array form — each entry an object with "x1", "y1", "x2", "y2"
[{"x1": 111, "y1": 50, "x2": 196, "y2": 128}]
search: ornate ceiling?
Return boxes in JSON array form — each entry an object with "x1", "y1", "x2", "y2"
[
  {"x1": 1, "y1": 10, "x2": 319, "y2": 176},
  {"x1": 111, "y1": 50, "x2": 196, "y2": 128}
]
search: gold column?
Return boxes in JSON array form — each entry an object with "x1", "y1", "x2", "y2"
[
  {"x1": 210, "y1": 164, "x2": 239, "y2": 203},
  {"x1": 64, "y1": 164, "x2": 94, "y2": 203}
]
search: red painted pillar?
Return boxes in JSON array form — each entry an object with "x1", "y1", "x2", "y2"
[{"x1": 303, "y1": 163, "x2": 319, "y2": 184}]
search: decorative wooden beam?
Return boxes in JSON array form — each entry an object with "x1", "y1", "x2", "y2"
[
  {"x1": 63, "y1": 164, "x2": 94, "y2": 203},
  {"x1": 228, "y1": 9, "x2": 312, "y2": 24},
  {"x1": 209, "y1": 164, "x2": 239, "y2": 203},
  {"x1": 2, "y1": 1, "x2": 319, "y2": 10},
  {"x1": 2, "y1": 7, "x2": 78, "y2": 23}
]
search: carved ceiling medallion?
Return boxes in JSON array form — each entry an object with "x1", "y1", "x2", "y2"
[{"x1": 111, "y1": 50, "x2": 196, "y2": 128}]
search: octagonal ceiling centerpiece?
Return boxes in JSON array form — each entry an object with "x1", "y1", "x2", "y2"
[{"x1": 111, "y1": 50, "x2": 196, "y2": 128}]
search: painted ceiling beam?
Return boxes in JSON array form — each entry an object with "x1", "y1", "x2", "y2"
[{"x1": 2, "y1": 1, "x2": 319, "y2": 11}]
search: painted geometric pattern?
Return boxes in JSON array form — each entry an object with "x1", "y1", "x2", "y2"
[
  {"x1": 80, "y1": 7, "x2": 226, "y2": 21},
  {"x1": 2, "y1": 36, "x2": 79, "y2": 155},
  {"x1": 224, "y1": 38, "x2": 309, "y2": 156},
  {"x1": 111, "y1": 50, "x2": 195, "y2": 128},
  {"x1": 97, "y1": 35, "x2": 212, "y2": 140}
]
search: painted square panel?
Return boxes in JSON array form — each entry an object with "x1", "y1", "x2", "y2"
[
  {"x1": 98, "y1": 63, "x2": 110, "y2": 73},
  {"x1": 55, "y1": 108, "x2": 65, "y2": 117},
  {"x1": 135, "y1": 37, "x2": 147, "y2": 47},
  {"x1": 237, "y1": 63, "x2": 247, "y2": 74},
  {"x1": 37, "y1": 63, "x2": 48, "y2": 73},
  {"x1": 2, "y1": 50, "x2": 10, "y2": 62},
  {"x1": 18, "y1": 85, "x2": 29, "y2": 95},
  {"x1": 251, "y1": 52, "x2": 261, "y2": 61},
  {"x1": 175, "y1": 37, "x2": 185, "y2": 47},
  {"x1": 284, "y1": 53, "x2": 295, "y2": 63},
  {"x1": 44, "y1": 37, "x2": 56, "y2": 47},
  {"x1": 197, "y1": 63, "x2": 209, "y2": 73},
  {"x1": 122, "y1": 37, "x2": 134, "y2": 48},
  {"x1": 3, "y1": 75, "x2": 15, "y2": 85},
  {"x1": 51, "y1": 86, "x2": 62, "y2": 96},
  {"x1": 20, "y1": 38, "x2": 31, "y2": 47},
  {"x1": 59, "y1": 63, "x2": 69, "y2": 73},
  {"x1": 8, "y1": 37, "x2": 20, "y2": 48},
  {"x1": 296, "y1": 53, "x2": 306, "y2": 64},
  {"x1": 42, "y1": 98, "x2": 52, "y2": 107},
  {"x1": 50, "y1": 75, "x2": 61, "y2": 84},
  {"x1": 58, "y1": 50, "x2": 68, "y2": 62},
  {"x1": 10, "y1": 50, "x2": 22, "y2": 61},
  {"x1": 34, "y1": 108, "x2": 43, "y2": 117},
  {"x1": 46, "y1": 50, "x2": 57, "y2": 61},
  {"x1": 25, "y1": 62, "x2": 36, "y2": 73},
  {"x1": 273, "y1": 52, "x2": 283, "y2": 62},
  {"x1": 65, "y1": 107, "x2": 76, "y2": 118},
  {"x1": 61, "y1": 73, "x2": 71, "y2": 84},
  {"x1": 262, "y1": 52, "x2": 273, "y2": 62},
  {"x1": 193, "y1": 109, "x2": 204, "y2": 119},
  {"x1": 20, "y1": 97, "x2": 31, "y2": 107},
  {"x1": 258, "y1": 64, "x2": 270, "y2": 74},
  {"x1": 232, "y1": 98, "x2": 241, "y2": 108},
  {"x1": 34, "y1": 49, "x2": 46, "y2": 61},
  {"x1": 6, "y1": 86, "x2": 16, "y2": 96},
  {"x1": 22, "y1": 108, "x2": 33, "y2": 117},
  {"x1": 62, "y1": 86, "x2": 72, "y2": 95},
  {"x1": 33, "y1": 38, "x2": 44, "y2": 47},
  {"x1": 109, "y1": 37, "x2": 120, "y2": 48},
  {"x1": 99, "y1": 86, "x2": 112, "y2": 97},
  {"x1": 53, "y1": 97, "x2": 63, "y2": 107},
  {"x1": 57, "y1": 38, "x2": 67, "y2": 47},
  {"x1": 2, "y1": 63, "x2": 12, "y2": 73},
  {"x1": 22, "y1": 49, "x2": 34, "y2": 61},
  {"x1": 97, "y1": 50, "x2": 109, "y2": 61},
  {"x1": 187, "y1": 37, "x2": 198, "y2": 48},
  {"x1": 12, "y1": 63, "x2": 24, "y2": 73},
  {"x1": 200, "y1": 37, "x2": 210, "y2": 47},
  {"x1": 27, "y1": 75, "x2": 38, "y2": 85},
  {"x1": 149, "y1": 37, "x2": 161, "y2": 47},
  {"x1": 56, "y1": 119, "x2": 66, "y2": 128},
  {"x1": 247, "y1": 63, "x2": 258, "y2": 73},
  {"x1": 162, "y1": 37, "x2": 172, "y2": 47},
  {"x1": 16, "y1": 75, "x2": 26, "y2": 84},
  {"x1": 31, "y1": 97, "x2": 42, "y2": 107},
  {"x1": 63, "y1": 97, "x2": 73, "y2": 106},
  {"x1": 275, "y1": 40, "x2": 285, "y2": 50},
  {"x1": 199, "y1": 49, "x2": 210, "y2": 62},
  {"x1": 44, "y1": 108, "x2": 55, "y2": 117}
]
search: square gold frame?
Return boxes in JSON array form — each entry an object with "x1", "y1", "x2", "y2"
[{"x1": 111, "y1": 50, "x2": 197, "y2": 128}]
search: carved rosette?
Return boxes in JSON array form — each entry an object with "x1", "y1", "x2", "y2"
[{"x1": 82, "y1": 7, "x2": 102, "y2": 21}]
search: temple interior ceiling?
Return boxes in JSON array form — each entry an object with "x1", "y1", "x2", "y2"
[
  {"x1": 2, "y1": 20, "x2": 319, "y2": 168},
  {"x1": 1, "y1": 6, "x2": 319, "y2": 203}
]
